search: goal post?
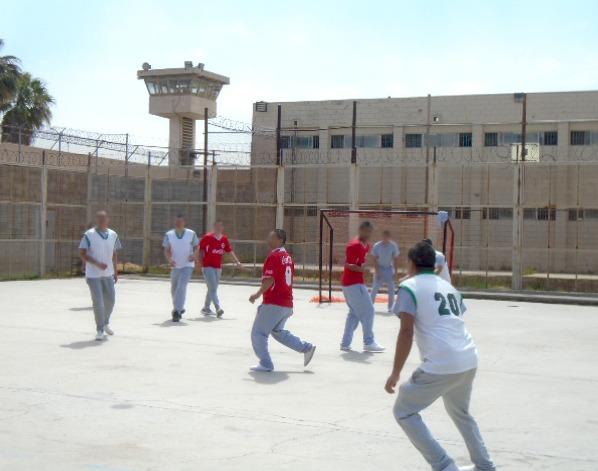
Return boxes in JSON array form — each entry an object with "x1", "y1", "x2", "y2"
[{"x1": 318, "y1": 209, "x2": 455, "y2": 303}]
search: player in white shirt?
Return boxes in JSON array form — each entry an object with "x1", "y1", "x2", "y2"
[
  {"x1": 163, "y1": 214, "x2": 199, "y2": 322},
  {"x1": 78, "y1": 211, "x2": 122, "y2": 341},
  {"x1": 385, "y1": 241, "x2": 495, "y2": 471},
  {"x1": 424, "y1": 238, "x2": 451, "y2": 283}
]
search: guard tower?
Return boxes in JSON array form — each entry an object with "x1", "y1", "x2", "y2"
[{"x1": 137, "y1": 61, "x2": 230, "y2": 166}]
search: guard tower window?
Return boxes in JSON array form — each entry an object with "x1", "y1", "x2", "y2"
[
  {"x1": 571, "y1": 131, "x2": 589, "y2": 145},
  {"x1": 543, "y1": 131, "x2": 558, "y2": 146}
]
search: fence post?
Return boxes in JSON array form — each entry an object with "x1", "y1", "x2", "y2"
[
  {"x1": 40, "y1": 150, "x2": 48, "y2": 277},
  {"x1": 86, "y1": 152, "x2": 93, "y2": 224},
  {"x1": 142, "y1": 152, "x2": 152, "y2": 272},
  {"x1": 276, "y1": 164, "x2": 285, "y2": 229},
  {"x1": 512, "y1": 161, "x2": 524, "y2": 290},
  {"x1": 348, "y1": 162, "x2": 360, "y2": 235},
  {"x1": 207, "y1": 162, "x2": 218, "y2": 229}
]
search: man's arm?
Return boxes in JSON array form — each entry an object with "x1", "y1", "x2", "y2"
[
  {"x1": 249, "y1": 277, "x2": 274, "y2": 304},
  {"x1": 112, "y1": 251, "x2": 119, "y2": 283},
  {"x1": 79, "y1": 249, "x2": 107, "y2": 271},
  {"x1": 229, "y1": 250, "x2": 243, "y2": 268},
  {"x1": 384, "y1": 313, "x2": 415, "y2": 393},
  {"x1": 164, "y1": 246, "x2": 176, "y2": 267}
]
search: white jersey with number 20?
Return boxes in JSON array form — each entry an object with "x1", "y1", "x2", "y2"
[{"x1": 399, "y1": 273, "x2": 478, "y2": 374}]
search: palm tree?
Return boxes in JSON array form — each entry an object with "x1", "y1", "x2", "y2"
[
  {"x1": 0, "y1": 39, "x2": 21, "y2": 113},
  {"x1": 1, "y1": 72, "x2": 54, "y2": 144}
]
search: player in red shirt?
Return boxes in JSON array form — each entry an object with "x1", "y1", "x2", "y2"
[
  {"x1": 248, "y1": 229, "x2": 316, "y2": 372},
  {"x1": 340, "y1": 221, "x2": 385, "y2": 353},
  {"x1": 198, "y1": 221, "x2": 242, "y2": 317}
]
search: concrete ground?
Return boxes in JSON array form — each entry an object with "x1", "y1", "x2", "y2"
[{"x1": 0, "y1": 277, "x2": 596, "y2": 471}]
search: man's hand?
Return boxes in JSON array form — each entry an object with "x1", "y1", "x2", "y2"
[
  {"x1": 169, "y1": 258, "x2": 176, "y2": 268},
  {"x1": 249, "y1": 293, "x2": 259, "y2": 304},
  {"x1": 188, "y1": 254, "x2": 196, "y2": 262},
  {"x1": 235, "y1": 261, "x2": 243, "y2": 269},
  {"x1": 384, "y1": 372, "x2": 400, "y2": 394},
  {"x1": 97, "y1": 262, "x2": 108, "y2": 270},
  {"x1": 113, "y1": 273, "x2": 119, "y2": 284}
]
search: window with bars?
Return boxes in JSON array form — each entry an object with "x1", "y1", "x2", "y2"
[
  {"x1": 571, "y1": 131, "x2": 589, "y2": 146},
  {"x1": 381, "y1": 134, "x2": 394, "y2": 148},
  {"x1": 524, "y1": 207, "x2": 556, "y2": 220},
  {"x1": 405, "y1": 133, "x2": 422, "y2": 148},
  {"x1": 484, "y1": 132, "x2": 498, "y2": 147},
  {"x1": 482, "y1": 208, "x2": 513, "y2": 220},
  {"x1": 542, "y1": 131, "x2": 558, "y2": 146},
  {"x1": 458, "y1": 132, "x2": 473, "y2": 148},
  {"x1": 454, "y1": 207, "x2": 471, "y2": 220},
  {"x1": 568, "y1": 209, "x2": 583, "y2": 221},
  {"x1": 331, "y1": 135, "x2": 345, "y2": 149}
]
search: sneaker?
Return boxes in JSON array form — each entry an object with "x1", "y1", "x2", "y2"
[
  {"x1": 364, "y1": 342, "x2": 386, "y2": 352},
  {"x1": 458, "y1": 466, "x2": 477, "y2": 471},
  {"x1": 179, "y1": 309, "x2": 186, "y2": 319},
  {"x1": 95, "y1": 331, "x2": 106, "y2": 341},
  {"x1": 304, "y1": 345, "x2": 316, "y2": 366},
  {"x1": 104, "y1": 325, "x2": 114, "y2": 335},
  {"x1": 340, "y1": 345, "x2": 353, "y2": 352},
  {"x1": 440, "y1": 464, "x2": 459, "y2": 471},
  {"x1": 216, "y1": 308, "x2": 224, "y2": 318},
  {"x1": 201, "y1": 307, "x2": 212, "y2": 316},
  {"x1": 250, "y1": 364, "x2": 273, "y2": 372},
  {"x1": 172, "y1": 311, "x2": 180, "y2": 322}
]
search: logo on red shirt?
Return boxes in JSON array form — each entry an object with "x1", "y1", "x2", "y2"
[{"x1": 262, "y1": 247, "x2": 294, "y2": 308}]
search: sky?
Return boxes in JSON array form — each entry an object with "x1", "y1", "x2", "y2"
[{"x1": 2, "y1": 0, "x2": 598, "y2": 147}]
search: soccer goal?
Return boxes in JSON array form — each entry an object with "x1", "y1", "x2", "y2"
[{"x1": 318, "y1": 209, "x2": 455, "y2": 303}]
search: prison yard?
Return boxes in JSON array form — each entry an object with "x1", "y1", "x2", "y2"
[{"x1": 0, "y1": 277, "x2": 595, "y2": 471}]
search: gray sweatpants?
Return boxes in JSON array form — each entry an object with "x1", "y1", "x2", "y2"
[
  {"x1": 393, "y1": 368, "x2": 496, "y2": 471},
  {"x1": 251, "y1": 304, "x2": 312, "y2": 370},
  {"x1": 170, "y1": 266, "x2": 194, "y2": 312},
  {"x1": 341, "y1": 284, "x2": 375, "y2": 347},
  {"x1": 202, "y1": 267, "x2": 221, "y2": 310},
  {"x1": 370, "y1": 266, "x2": 396, "y2": 311},
  {"x1": 86, "y1": 276, "x2": 115, "y2": 332}
]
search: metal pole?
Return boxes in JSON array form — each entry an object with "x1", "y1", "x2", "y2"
[
  {"x1": 521, "y1": 94, "x2": 527, "y2": 162},
  {"x1": 40, "y1": 150, "x2": 47, "y2": 277},
  {"x1": 203, "y1": 107, "x2": 209, "y2": 234},
  {"x1": 276, "y1": 104, "x2": 282, "y2": 165},
  {"x1": 124, "y1": 133, "x2": 129, "y2": 177},
  {"x1": 351, "y1": 101, "x2": 357, "y2": 164}
]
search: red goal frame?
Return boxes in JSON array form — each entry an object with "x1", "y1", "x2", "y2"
[{"x1": 318, "y1": 209, "x2": 455, "y2": 304}]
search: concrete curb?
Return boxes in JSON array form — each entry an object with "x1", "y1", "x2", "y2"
[{"x1": 124, "y1": 274, "x2": 598, "y2": 307}]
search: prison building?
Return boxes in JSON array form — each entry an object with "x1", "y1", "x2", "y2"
[{"x1": 250, "y1": 91, "x2": 598, "y2": 282}]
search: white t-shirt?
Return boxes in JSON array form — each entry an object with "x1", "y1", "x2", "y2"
[
  {"x1": 435, "y1": 250, "x2": 451, "y2": 282},
  {"x1": 394, "y1": 272, "x2": 478, "y2": 375},
  {"x1": 162, "y1": 228, "x2": 199, "y2": 269},
  {"x1": 79, "y1": 228, "x2": 121, "y2": 278}
]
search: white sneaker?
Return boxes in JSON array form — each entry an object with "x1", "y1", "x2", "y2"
[
  {"x1": 458, "y1": 466, "x2": 477, "y2": 471},
  {"x1": 364, "y1": 342, "x2": 386, "y2": 352},
  {"x1": 250, "y1": 364, "x2": 273, "y2": 372},
  {"x1": 304, "y1": 345, "x2": 316, "y2": 366},
  {"x1": 104, "y1": 325, "x2": 114, "y2": 335},
  {"x1": 340, "y1": 345, "x2": 353, "y2": 352},
  {"x1": 201, "y1": 307, "x2": 212, "y2": 316},
  {"x1": 95, "y1": 331, "x2": 106, "y2": 341}
]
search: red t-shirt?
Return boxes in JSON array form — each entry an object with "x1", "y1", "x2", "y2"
[
  {"x1": 262, "y1": 247, "x2": 294, "y2": 308},
  {"x1": 341, "y1": 237, "x2": 370, "y2": 286},
  {"x1": 200, "y1": 232, "x2": 232, "y2": 268}
]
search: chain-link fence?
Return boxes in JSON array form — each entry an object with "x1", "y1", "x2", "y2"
[{"x1": 1, "y1": 138, "x2": 598, "y2": 293}]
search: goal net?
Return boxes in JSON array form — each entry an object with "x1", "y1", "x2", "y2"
[{"x1": 318, "y1": 209, "x2": 454, "y2": 303}]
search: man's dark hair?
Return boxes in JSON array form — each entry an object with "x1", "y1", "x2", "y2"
[
  {"x1": 359, "y1": 221, "x2": 373, "y2": 230},
  {"x1": 273, "y1": 228, "x2": 287, "y2": 244},
  {"x1": 408, "y1": 240, "x2": 436, "y2": 269},
  {"x1": 423, "y1": 238, "x2": 433, "y2": 246},
  {"x1": 382, "y1": 230, "x2": 391, "y2": 236},
  {"x1": 175, "y1": 214, "x2": 185, "y2": 219}
]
